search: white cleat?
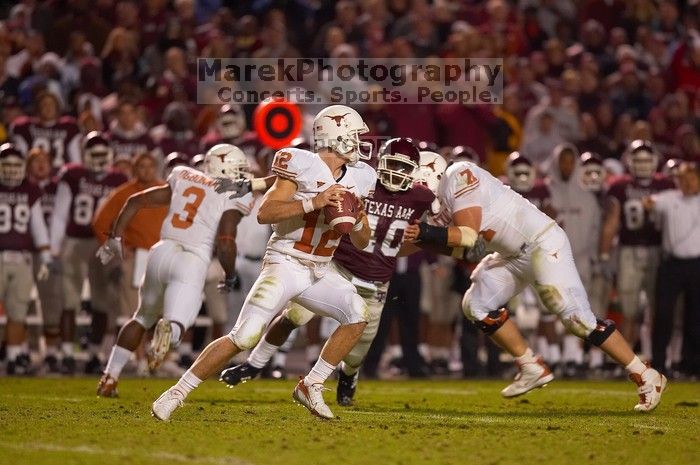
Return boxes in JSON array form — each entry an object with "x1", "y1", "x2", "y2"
[
  {"x1": 151, "y1": 388, "x2": 184, "y2": 421},
  {"x1": 501, "y1": 356, "x2": 555, "y2": 398},
  {"x1": 292, "y1": 378, "x2": 334, "y2": 419},
  {"x1": 630, "y1": 365, "x2": 668, "y2": 412},
  {"x1": 148, "y1": 319, "x2": 172, "y2": 371}
]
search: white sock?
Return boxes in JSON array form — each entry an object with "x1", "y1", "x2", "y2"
[
  {"x1": 173, "y1": 370, "x2": 202, "y2": 398},
  {"x1": 304, "y1": 357, "x2": 336, "y2": 385},
  {"x1": 562, "y1": 335, "x2": 583, "y2": 364},
  {"x1": 305, "y1": 344, "x2": 320, "y2": 364},
  {"x1": 536, "y1": 336, "x2": 550, "y2": 362},
  {"x1": 61, "y1": 342, "x2": 74, "y2": 356},
  {"x1": 170, "y1": 322, "x2": 182, "y2": 346},
  {"x1": 105, "y1": 345, "x2": 133, "y2": 379},
  {"x1": 178, "y1": 342, "x2": 193, "y2": 356},
  {"x1": 625, "y1": 355, "x2": 647, "y2": 375},
  {"x1": 388, "y1": 344, "x2": 402, "y2": 359},
  {"x1": 7, "y1": 345, "x2": 21, "y2": 361},
  {"x1": 515, "y1": 347, "x2": 537, "y2": 364},
  {"x1": 418, "y1": 343, "x2": 431, "y2": 361},
  {"x1": 340, "y1": 361, "x2": 359, "y2": 376},
  {"x1": 272, "y1": 351, "x2": 287, "y2": 367},
  {"x1": 248, "y1": 339, "x2": 279, "y2": 369},
  {"x1": 549, "y1": 343, "x2": 561, "y2": 364}
]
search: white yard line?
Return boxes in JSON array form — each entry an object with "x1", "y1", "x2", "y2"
[
  {"x1": 0, "y1": 441, "x2": 255, "y2": 465},
  {"x1": 0, "y1": 393, "x2": 85, "y2": 402}
]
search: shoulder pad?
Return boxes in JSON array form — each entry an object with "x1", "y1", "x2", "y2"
[{"x1": 271, "y1": 147, "x2": 316, "y2": 180}]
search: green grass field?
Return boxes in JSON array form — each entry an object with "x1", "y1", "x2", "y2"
[{"x1": 0, "y1": 377, "x2": 698, "y2": 465}]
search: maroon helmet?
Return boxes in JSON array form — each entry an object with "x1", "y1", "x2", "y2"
[
  {"x1": 506, "y1": 151, "x2": 536, "y2": 192},
  {"x1": 0, "y1": 143, "x2": 26, "y2": 187},
  {"x1": 191, "y1": 153, "x2": 206, "y2": 171},
  {"x1": 83, "y1": 131, "x2": 113, "y2": 172},
  {"x1": 450, "y1": 145, "x2": 480, "y2": 165},
  {"x1": 377, "y1": 137, "x2": 420, "y2": 192},
  {"x1": 290, "y1": 136, "x2": 311, "y2": 151}
]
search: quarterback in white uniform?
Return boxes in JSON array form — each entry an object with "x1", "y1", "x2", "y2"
[
  {"x1": 95, "y1": 144, "x2": 254, "y2": 397},
  {"x1": 405, "y1": 161, "x2": 667, "y2": 412},
  {"x1": 152, "y1": 105, "x2": 377, "y2": 420}
]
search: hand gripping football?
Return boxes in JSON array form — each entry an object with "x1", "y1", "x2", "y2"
[{"x1": 324, "y1": 190, "x2": 359, "y2": 235}]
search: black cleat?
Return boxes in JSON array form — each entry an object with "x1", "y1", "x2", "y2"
[
  {"x1": 84, "y1": 355, "x2": 103, "y2": 374},
  {"x1": 219, "y1": 362, "x2": 261, "y2": 387},
  {"x1": 44, "y1": 355, "x2": 60, "y2": 373},
  {"x1": 61, "y1": 356, "x2": 76, "y2": 375},
  {"x1": 8, "y1": 354, "x2": 32, "y2": 376},
  {"x1": 336, "y1": 370, "x2": 358, "y2": 406}
]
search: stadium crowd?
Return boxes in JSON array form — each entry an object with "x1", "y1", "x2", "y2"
[{"x1": 0, "y1": 0, "x2": 699, "y2": 382}]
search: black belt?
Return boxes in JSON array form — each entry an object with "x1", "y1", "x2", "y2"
[{"x1": 242, "y1": 254, "x2": 264, "y2": 261}]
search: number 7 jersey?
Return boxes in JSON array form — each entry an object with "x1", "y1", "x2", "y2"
[
  {"x1": 268, "y1": 148, "x2": 377, "y2": 263},
  {"x1": 160, "y1": 166, "x2": 254, "y2": 262}
]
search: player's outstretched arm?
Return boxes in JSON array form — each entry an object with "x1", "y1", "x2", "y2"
[
  {"x1": 215, "y1": 175, "x2": 277, "y2": 198},
  {"x1": 257, "y1": 178, "x2": 343, "y2": 224},
  {"x1": 216, "y1": 209, "x2": 243, "y2": 292},
  {"x1": 111, "y1": 184, "x2": 172, "y2": 238}
]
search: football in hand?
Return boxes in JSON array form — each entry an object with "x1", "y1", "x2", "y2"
[{"x1": 324, "y1": 190, "x2": 360, "y2": 235}]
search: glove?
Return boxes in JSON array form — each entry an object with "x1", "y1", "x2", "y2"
[
  {"x1": 217, "y1": 274, "x2": 240, "y2": 293},
  {"x1": 96, "y1": 236, "x2": 123, "y2": 265},
  {"x1": 36, "y1": 250, "x2": 52, "y2": 281},
  {"x1": 464, "y1": 236, "x2": 487, "y2": 262},
  {"x1": 214, "y1": 177, "x2": 252, "y2": 199},
  {"x1": 48, "y1": 256, "x2": 62, "y2": 274}
]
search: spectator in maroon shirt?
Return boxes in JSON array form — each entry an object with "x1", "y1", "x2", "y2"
[
  {"x1": 140, "y1": 0, "x2": 170, "y2": 49},
  {"x1": 581, "y1": 0, "x2": 626, "y2": 31}
]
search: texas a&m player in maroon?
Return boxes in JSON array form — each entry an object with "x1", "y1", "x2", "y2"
[
  {"x1": 0, "y1": 144, "x2": 52, "y2": 375},
  {"x1": 599, "y1": 140, "x2": 674, "y2": 353},
  {"x1": 49, "y1": 131, "x2": 128, "y2": 374},
  {"x1": 220, "y1": 138, "x2": 437, "y2": 406},
  {"x1": 26, "y1": 147, "x2": 65, "y2": 372},
  {"x1": 10, "y1": 91, "x2": 82, "y2": 169}
]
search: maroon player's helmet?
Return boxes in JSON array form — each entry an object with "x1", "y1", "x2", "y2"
[
  {"x1": 290, "y1": 136, "x2": 311, "y2": 151},
  {"x1": 580, "y1": 152, "x2": 604, "y2": 192},
  {"x1": 217, "y1": 104, "x2": 246, "y2": 139},
  {"x1": 506, "y1": 151, "x2": 536, "y2": 193},
  {"x1": 624, "y1": 139, "x2": 659, "y2": 180},
  {"x1": 450, "y1": 145, "x2": 480, "y2": 165},
  {"x1": 82, "y1": 131, "x2": 113, "y2": 172},
  {"x1": 0, "y1": 143, "x2": 26, "y2": 187},
  {"x1": 377, "y1": 137, "x2": 420, "y2": 192},
  {"x1": 191, "y1": 153, "x2": 205, "y2": 171}
]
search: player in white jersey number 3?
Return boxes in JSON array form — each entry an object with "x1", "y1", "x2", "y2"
[
  {"x1": 95, "y1": 144, "x2": 254, "y2": 397},
  {"x1": 152, "y1": 105, "x2": 377, "y2": 420},
  {"x1": 404, "y1": 161, "x2": 667, "y2": 412}
]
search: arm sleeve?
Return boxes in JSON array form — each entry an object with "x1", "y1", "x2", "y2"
[
  {"x1": 30, "y1": 201, "x2": 50, "y2": 249},
  {"x1": 49, "y1": 181, "x2": 72, "y2": 255},
  {"x1": 451, "y1": 169, "x2": 483, "y2": 214},
  {"x1": 92, "y1": 189, "x2": 123, "y2": 244}
]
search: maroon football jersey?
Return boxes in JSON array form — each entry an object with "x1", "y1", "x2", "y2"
[
  {"x1": 10, "y1": 116, "x2": 82, "y2": 169},
  {"x1": 520, "y1": 180, "x2": 552, "y2": 211},
  {"x1": 333, "y1": 182, "x2": 435, "y2": 283},
  {"x1": 58, "y1": 164, "x2": 128, "y2": 238},
  {"x1": 606, "y1": 174, "x2": 675, "y2": 246},
  {"x1": 108, "y1": 128, "x2": 156, "y2": 160},
  {"x1": 37, "y1": 178, "x2": 58, "y2": 227},
  {"x1": 0, "y1": 180, "x2": 43, "y2": 251}
]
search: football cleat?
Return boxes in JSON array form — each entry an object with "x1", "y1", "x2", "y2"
[
  {"x1": 501, "y1": 356, "x2": 554, "y2": 398},
  {"x1": 292, "y1": 378, "x2": 334, "y2": 419},
  {"x1": 219, "y1": 362, "x2": 261, "y2": 387},
  {"x1": 96, "y1": 373, "x2": 119, "y2": 398},
  {"x1": 151, "y1": 388, "x2": 185, "y2": 421},
  {"x1": 336, "y1": 370, "x2": 358, "y2": 406},
  {"x1": 44, "y1": 355, "x2": 60, "y2": 373},
  {"x1": 147, "y1": 319, "x2": 172, "y2": 371},
  {"x1": 629, "y1": 364, "x2": 667, "y2": 412},
  {"x1": 7, "y1": 354, "x2": 32, "y2": 376}
]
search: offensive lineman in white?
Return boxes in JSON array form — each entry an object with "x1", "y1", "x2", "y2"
[
  {"x1": 152, "y1": 105, "x2": 376, "y2": 420},
  {"x1": 95, "y1": 144, "x2": 254, "y2": 397},
  {"x1": 405, "y1": 160, "x2": 667, "y2": 412}
]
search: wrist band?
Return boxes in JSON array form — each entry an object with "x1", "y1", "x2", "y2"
[
  {"x1": 352, "y1": 220, "x2": 363, "y2": 232},
  {"x1": 302, "y1": 198, "x2": 314, "y2": 213},
  {"x1": 251, "y1": 178, "x2": 267, "y2": 192}
]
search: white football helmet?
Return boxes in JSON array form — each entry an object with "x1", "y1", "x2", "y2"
[
  {"x1": 0, "y1": 143, "x2": 26, "y2": 187},
  {"x1": 204, "y1": 144, "x2": 250, "y2": 180},
  {"x1": 416, "y1": 151, "x2": 447, "y2": 214},
  {"x1": 83, "y1": 131, "x2": 114, "y2": 172},
  {"x1": 312, "y1": 105, "x2": 372, "y2": 165},
  {"x1": 580, "y1": 152, "x2": 605, "y2": 192},
  {"x1": 624, "y1": 139, "x2": 659, "y2": 181},
  {"x1": 506, "y1": 151, "x2": 536, "y2": 193}
]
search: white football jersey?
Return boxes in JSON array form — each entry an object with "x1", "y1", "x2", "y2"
[
  {"x1": 434, "y1": 161, "x2": 553, "y2": 256},
  {"x1": 160, "y1": 166, "x2": 254, "y2": 262},
  {"x1": 268, "y1": 147, "x2": 377, "y2": 262}
]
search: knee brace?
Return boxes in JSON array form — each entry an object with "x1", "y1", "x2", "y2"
[
  {"x1": 586, "y1": 319, "x2": 616, "y2": 347},
  {"x1": 475, "y1": 308, "x2": 509, "y2": 335}
]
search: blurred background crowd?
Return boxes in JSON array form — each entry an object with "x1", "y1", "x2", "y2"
[{"x1": 0, "y1": 0, "x2": 699, "y2": 381}]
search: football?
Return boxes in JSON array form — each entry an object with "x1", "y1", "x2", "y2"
[{"x1": 324, "y1": 190, "x2": 359, "y2": 235}]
